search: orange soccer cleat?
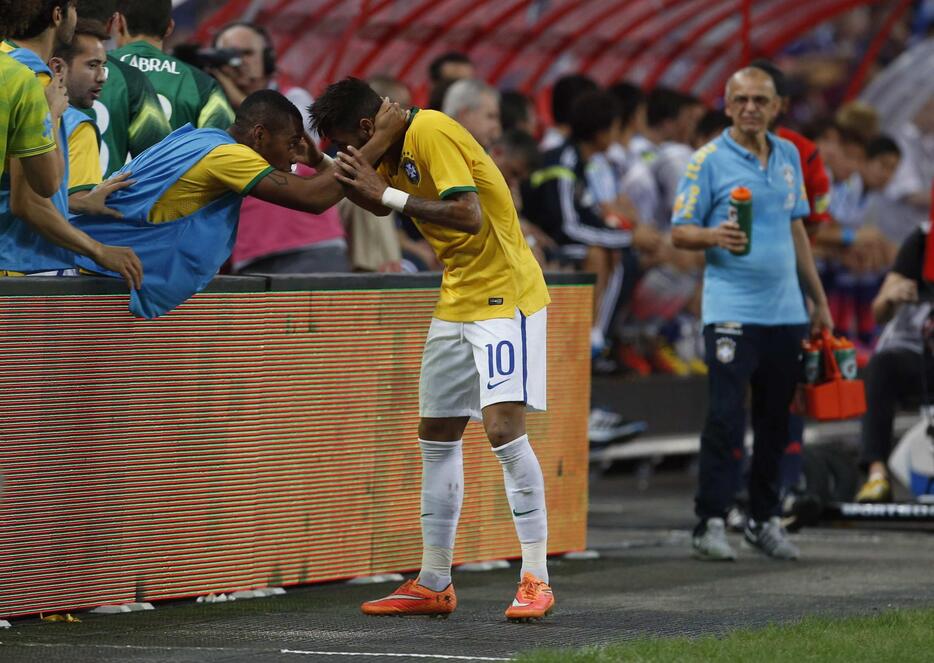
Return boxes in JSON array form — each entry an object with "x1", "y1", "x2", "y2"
[
  {"x1": 360, "y1": 578, "x2": 457, "y2": 617},
  {"x1": 504, "y1": 572, "x2": 555, "y2": 622}
]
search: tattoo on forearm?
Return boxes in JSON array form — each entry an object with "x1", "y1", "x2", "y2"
[{"x1": 404, "y1": 194, "x2": 481, "y2": 232}]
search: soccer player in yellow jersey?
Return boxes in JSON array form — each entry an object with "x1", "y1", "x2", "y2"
[
  {"x1": 57, "y1": 18, "x2": 134, "y2": 218},
  {"x1": 0, "y1": 51, "x2": 61, "y2": 188},
  {"x1": 2, "y1": 0, "x2": 141, "y2": 285},
  {"x1": 59, "y1": 20, "x2": 105, "y2": 198},
  {"x1": 0, "y1": 0, "x2": 64, "y2": 195},
  {"x1": 311, "y1": 77, "x2": 555, "y2": 622}
]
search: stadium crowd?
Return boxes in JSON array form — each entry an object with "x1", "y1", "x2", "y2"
[{"x1": 1, "y1": 0, "x2": 933, "y2": 508}]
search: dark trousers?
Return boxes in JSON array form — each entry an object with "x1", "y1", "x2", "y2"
[
  {"x1": 860, "y1": 348, "x2": 934, "y2": 466},
  {"x1": 240, "y1": 243, "x2": 350, "y2": 274},
  {"x1": 696, "y1": 323, "x2": 807, "y2": 522}
]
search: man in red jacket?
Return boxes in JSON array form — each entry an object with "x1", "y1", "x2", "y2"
[{"x1": 751, "y1": 59, "x2": 831, "y2": 233}]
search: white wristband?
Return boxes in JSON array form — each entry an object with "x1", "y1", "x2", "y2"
[
  {"x1": 317, "y1": 153, "x2": 334, "y2": 169},
  {"x1": 381, "y1": 187, "x2": 410, "y2": 213}
]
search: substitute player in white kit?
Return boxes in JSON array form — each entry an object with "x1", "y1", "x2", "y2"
[{"x1": 310, "y1": 77, "x2": 553, "y2": 621}]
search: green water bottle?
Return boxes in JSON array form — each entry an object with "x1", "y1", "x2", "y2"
[
  {"x1": 832, "y1": 336, "x2": 858, "y2": 380},
  {"x1": 802, "y1": 338, "x2": 822, "y2": 384},
  {"x1": 728, "y1": 186, "x2": 752, "y2": 256}
]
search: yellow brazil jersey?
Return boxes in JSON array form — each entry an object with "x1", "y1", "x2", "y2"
[
  {"x1": 378, "y1": 109, "x2": 549, "y2": 322},
  {"x1": 0, "y1": 50, "x2": 56, "y2": 179},
  {"x1": 0, "y1": 41, "x2": 51, "y2": 86},
  {"x1": 67, "y1": 121, "x2": 102, "y2": 194},
  {"x1": 148, "y1": 143, "x2": 274, "y2": 223}
]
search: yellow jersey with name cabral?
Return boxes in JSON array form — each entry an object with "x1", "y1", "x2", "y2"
[{"x1": 379, "y1": 109, "x2": 549, "y2": 322}]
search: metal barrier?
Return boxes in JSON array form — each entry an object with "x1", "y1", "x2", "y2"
[{"x1": 0, "y1": 274, "x2": 592, "y2": 618}]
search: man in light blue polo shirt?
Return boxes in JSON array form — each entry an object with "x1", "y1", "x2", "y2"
[{"x1": 672, "y1": 67, "x2": 832, "y2": 562}]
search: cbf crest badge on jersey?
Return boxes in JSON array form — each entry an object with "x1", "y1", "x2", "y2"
[
  {"x1": 401, "y1": 157, "x2": 420, "y2": 185},
  {"x1": 716, "y1": 337, "x2": 736, "y2": 364},
  {"x1": 783, "y1": 165, "x2": 797, "y2": 209}
]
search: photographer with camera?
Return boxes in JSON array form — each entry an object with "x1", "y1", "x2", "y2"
[
  {"x1": 209, "y1": 23, "x2": 314, "y2": 125},
  {"x1": 109, "y1": 0, "x2": 234, "y2": 131}
]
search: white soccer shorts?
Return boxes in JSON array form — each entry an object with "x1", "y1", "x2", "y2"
[{"x1": 419, "y1": 307, "x2": 547, "y2": 420}]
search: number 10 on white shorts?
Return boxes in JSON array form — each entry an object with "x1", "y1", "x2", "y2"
[{"x1": 419, "y1": 307, "x2": 547, "y2": 420}]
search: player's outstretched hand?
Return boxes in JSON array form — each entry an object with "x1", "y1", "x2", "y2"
[
  {"x1": 373, "y1": 98, "x2": 407, "y2": 143},
  {"x1": 71, "y1": 172, "x2": 136, "y2": 218},
  {"x1": 92, "y1": 243, "x2": 144, "y2": 291},
  {"x1": 294, "y1": 132, "x2": 325, "y2": 169},
  {"x1": 333, "y1": 146, "x2": 387, "y2": 204}
]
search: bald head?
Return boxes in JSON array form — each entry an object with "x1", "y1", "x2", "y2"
[
  {"x1": 724, "y1": 67, "x2": 781, "y2": 139},
  {"x1": 726, "y1": 67, "x2": 777, "y2": 99}
]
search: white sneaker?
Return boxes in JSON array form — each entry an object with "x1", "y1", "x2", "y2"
[
  {"x1": 744, "y1": 516, "x2": 800, "y2": 560},
  {"x1": 692, "y1": 517, "x2": 737, "y2": 561},
  {"x1": 726, "y1": 505, "x2": 747, "y2": 532},
  {"x1": 588, "y1": 408, "x2": 648, "y2": 444}
]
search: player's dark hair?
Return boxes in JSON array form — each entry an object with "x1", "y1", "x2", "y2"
[
  {"x1": 115, "y1": 0, "x2": 171, "y2": 38},
  {"x1": 836, "y1": 124, "x2": 867, "y2": 151},
  {"x1": 866, "y1": 134, "x2": 900, "y2": 159},
  {"x1": 696, "y1": 109, "x2": 730, "y2": 141},
  {"x1": 309, "y1": 77, "x2": 383, "y2": 138},
  {"x1": 570, "y1": 90, "x2": 620, "y2": 143},
  {"x1": 76, "y1": 0, "x2": 116, "y2": 22},
  {"x1": 802, "y1": 117, "x2": 836, "y2": 142},
  {"x1": 53, "y1": 17, "x2": 108, "y2": 61},
  {"x1": 0, "y1": 0, "x2": 43, "y2": 40},
  {"x1": 500, "y1": 90, "x2": 532, "y2": 133},
  {"x1": 551, "y1": 74, "x2": 598, "y2": 126},
  {"x1": 233, "y1": 89, "x2": 302, "y2": 134},
  {"x1": 748, "y1": 58, "x2": 788, "y2": 98},
  {"x1": 427, "y1": 77, "x2": 455, "y2": 111},
  {"x1": 494, "y1": 129, "x2": 541, "y2": 171},
  {"x1": 645, "y1": 87, "x2": 690, "y2": 129},
  {"x1": 12, "y1": 0, "x2": 73, "y2": 40},
  {"x1": 428, "y1": 51, "x2": 472, "y2": 84},
  {"x1": 609, "y1": 81, "x2": 644, "y2": 128}
]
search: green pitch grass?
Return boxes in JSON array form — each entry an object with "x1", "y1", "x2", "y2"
[{"x1": 518, "y1": 608, "x2": 934, "y2": 663}]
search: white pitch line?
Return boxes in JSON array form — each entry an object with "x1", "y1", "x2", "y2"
[
  {"x1": 6, "y1": 643, "x2": 516, "y2": 661},
  {"x1": 9, "y1": 643, "x2": 243, "y2": 652},
  {"x1": 281, "y1": 650, "x2": 513, "y2": 661}
]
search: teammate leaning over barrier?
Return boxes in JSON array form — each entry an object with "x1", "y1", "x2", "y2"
[{"x1": 68, "y1": 90, "x2": 405, "y2": 317}]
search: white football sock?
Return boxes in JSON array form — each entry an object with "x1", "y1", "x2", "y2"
[
  {"x1": 417, "y1": 439, "x2": 463, "y2": 591},
  {"x1": 492, "y1": 434, "x2": 549, "y2": 583}
]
